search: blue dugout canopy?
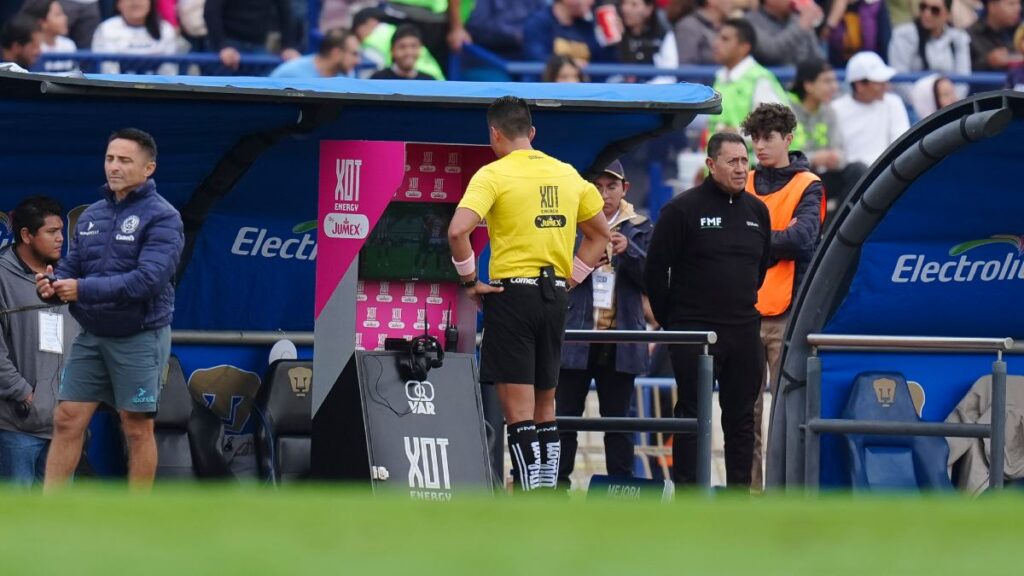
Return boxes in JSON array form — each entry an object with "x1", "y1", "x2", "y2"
[
  {"x1": 0, "y1": 71, "x2": 719, "y2": 333},
  {"x1": 768, "y1": 91, "x2": 1024, "y2": 488}
]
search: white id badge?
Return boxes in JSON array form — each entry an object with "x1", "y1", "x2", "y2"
[
  {"x1": 39, "y1": 311, "x2": 63, "y2": 354},
  {"x1": 592, "y1": 270, "x2": 616, "y2": 310}
]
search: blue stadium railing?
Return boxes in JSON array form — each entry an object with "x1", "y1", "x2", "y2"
[
  {"x1": 35, "y1": 52, "x2": 285, "y2": 76},
  {"x1": 454, "y1": 43, "x2": 1010, "y2": 89},
  {"x1": 37, "y1": 48, "x2": 1012, "y2": 91}
]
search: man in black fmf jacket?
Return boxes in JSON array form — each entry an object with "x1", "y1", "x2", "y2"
[{"x1": 644, "y1": 132, "x2": 771, "y2": 489}]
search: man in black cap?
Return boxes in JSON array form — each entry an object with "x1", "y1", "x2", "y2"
[{"x1": 556, "y1": 159, "x2": 654, "y2": 489}]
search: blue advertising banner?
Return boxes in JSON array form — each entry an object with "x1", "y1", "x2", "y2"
[
  {"x1": 825, "y1": 123, "x2": 1024, "y2": 338},
  {"x1": 174, "y1": 213, "x2": 317, "y2": 331}
]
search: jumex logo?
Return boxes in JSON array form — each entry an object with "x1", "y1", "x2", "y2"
[{"x1": 892, "y1": 234, "x2": 1024, "y2": 284}]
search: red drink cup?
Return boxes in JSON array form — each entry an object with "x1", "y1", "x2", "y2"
[{"x1": 595, "y1": 5, "x2": 623, "y2": 47}]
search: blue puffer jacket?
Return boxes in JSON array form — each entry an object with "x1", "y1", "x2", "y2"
[{"x1": 56, "y1": 179, "x2": 184, "y2": 337}]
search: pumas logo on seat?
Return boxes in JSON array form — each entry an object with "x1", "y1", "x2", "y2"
[{"x1": 700, "y1": 217, "x2": 722, "y2": 229}]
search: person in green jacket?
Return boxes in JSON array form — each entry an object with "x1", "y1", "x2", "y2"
[
  {"x1": 352, "y1": 7, "x2": 445, "y2": 80},
  {"x1": 375, "y1": 0, "x2": 474, "y2": 76},
  {"x1": 707, "y1": 19, "x2": 788, "y2": 137}
]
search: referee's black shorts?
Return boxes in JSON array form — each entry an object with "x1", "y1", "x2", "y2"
[{"x1": 480, "y1": 277, "x2": 568, "y2": 390}]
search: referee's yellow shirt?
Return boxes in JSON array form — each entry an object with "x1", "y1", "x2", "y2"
[{"x1": 459, "y1": 149, "x2": 604, "y2": 280}]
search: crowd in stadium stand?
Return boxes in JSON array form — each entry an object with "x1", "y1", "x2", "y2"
[{"x1": 1, "y1": 1, "x2": 1021, "y2": 190}]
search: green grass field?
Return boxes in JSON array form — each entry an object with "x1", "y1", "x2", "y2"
[{"x1": 1, "y1": 486, "x2": 1020, "y2": 575}]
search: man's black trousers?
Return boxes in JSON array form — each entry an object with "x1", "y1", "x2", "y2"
[
  {"x1": 556, "y1": 344, "x2": 636, "y2": 486},
  {"x1": 668, "y1": 320, "x2": 763, "y2": 488}
]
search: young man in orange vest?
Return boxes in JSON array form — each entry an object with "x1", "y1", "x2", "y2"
[{"x1": 741, "y1": 103, "x2": 825, "y2": 490}]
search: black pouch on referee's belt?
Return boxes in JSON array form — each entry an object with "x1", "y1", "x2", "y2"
[{"x1": 539, "y1": 265, "x2": 557, "y2": 302}]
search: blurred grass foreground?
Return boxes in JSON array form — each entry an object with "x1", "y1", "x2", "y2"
[{"x1": 0, "y1": 485, "x2": 1020, "y2": 575}]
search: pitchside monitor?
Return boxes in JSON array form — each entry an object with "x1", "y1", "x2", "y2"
[{"x1": 359, "y1": 202, "x2": 458, "y2": 282}]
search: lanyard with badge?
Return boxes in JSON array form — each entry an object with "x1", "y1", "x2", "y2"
[
  {"x1": 592, "y1": 223, "x2": 619, "y2": 310},
  {"x1": 39, "y1": 309, "x2": 64, "y2": 354}
]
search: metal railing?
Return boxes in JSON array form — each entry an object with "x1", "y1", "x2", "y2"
[
  {"x1": 172, "y1": 330, "x2": 314, "y2": 346},
  {"x1": 803, "y1": 333, "x2": 1014, "y2": 493},
  {"x1": 36, "y1": 52, "x2": 284, "y2": 76},
  {"x1": 458, "y1": 43, "x2": 1010, "y2": 89},
  {"x1": 561, "y1": 329, "x2": 716, "y2": 490},
  {"x1": 34, "y1": 47, "x2": 1013, "y2": 91},
  {"x1": 34, "y1": 52, "x2": 381, "y2": 77},
  {"x1": 171, "y1": 328, "x2": 715, "y2": 489}
]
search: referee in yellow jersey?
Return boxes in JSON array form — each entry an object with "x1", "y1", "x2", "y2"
[{"x1": 448, "y1": 96, "x2": 611, "y2": 492}]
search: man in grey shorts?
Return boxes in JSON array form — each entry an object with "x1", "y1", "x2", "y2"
[{"x1": 36, "y1": 128, "x2": 184, "y2": 491}]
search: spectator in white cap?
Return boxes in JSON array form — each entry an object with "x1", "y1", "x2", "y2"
[{"x1": 831, "y1": 51, "x2": 911, "y2": 168}]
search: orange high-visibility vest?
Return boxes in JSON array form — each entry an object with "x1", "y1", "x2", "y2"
[{"x1": 745, "y1": 170, "x2": 825, "y2": 317}]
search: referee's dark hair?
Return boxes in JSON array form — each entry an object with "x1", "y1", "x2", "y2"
[
  {"x1": 487, "y1": 96, "x2": 533, "y2": 139},
  {"x1": 11, "y1": 195, "x2": 63, "y2": 245},
  {"x1": 707, "y1": 132, "x2": 747, "y2": 159}
]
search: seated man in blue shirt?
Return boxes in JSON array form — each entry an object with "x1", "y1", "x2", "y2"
[
  {"x1": 522, "y1": 0, "x2": 617, "y2": 67},
  {"x1": 270, "y1": 28, "x2": 362, "y2": 79}
]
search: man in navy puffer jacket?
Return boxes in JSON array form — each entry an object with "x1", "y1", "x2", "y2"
[{"x1": 36, "y1": 128, "x2": 183, "y2": 492}]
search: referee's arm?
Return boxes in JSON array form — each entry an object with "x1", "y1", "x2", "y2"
[
  {"x1": 572, "y1": 213, "x2": 612, "y2": 288},
  {"x1": 448, "y1": 207, "x2": 482, "y2": 277},
  {"x1": 448, "y1": 207, "x2": 503, "y2": 305}
]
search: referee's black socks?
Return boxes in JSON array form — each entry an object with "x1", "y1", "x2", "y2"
[
  {"x1": 508, "y1": 420, "x2": 541, "y2": 491},
  {"x1": 536, "y1": 421, "x2": 560, "y2": 490}
]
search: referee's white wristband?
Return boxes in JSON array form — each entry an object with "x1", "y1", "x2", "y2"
[
  {"x1": 452, "y1": 251, "x2": 476, "y2": 276},
  {"x1": 571, "y1": 256, "x2": 594, "y2": 285}
]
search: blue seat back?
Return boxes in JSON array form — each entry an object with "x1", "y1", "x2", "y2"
[{"x1": 841, "y1": 372, "x2": 952, "y2": 490}]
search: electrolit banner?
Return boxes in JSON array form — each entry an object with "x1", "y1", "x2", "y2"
[
  {"x1": 174, "y1": 212, "x2": 317, "y2": 331},
  {"x1": 816, "y1": 351, "x2": 1023, "y2": 487},
  {"x1": 826, "y1": 237, "x2": 1024, "y2": 337},
  {"x1": 823, "y1": 133, "x2": 1024, "y2": 339}
]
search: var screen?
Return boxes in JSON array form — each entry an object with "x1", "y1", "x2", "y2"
[{"x1": 359, "y1": 202, "x2": 458, "y2": 282}]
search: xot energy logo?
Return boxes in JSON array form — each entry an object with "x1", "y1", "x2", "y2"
[
  {"x1": 231, "y1": 221, "x2": 318, "y2": 261},
  {"x1": 891, "y1": 235, "x2": 1024, "y2": 284}
]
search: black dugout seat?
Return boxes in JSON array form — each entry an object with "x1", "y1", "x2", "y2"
[
  {"x1": 155, "y1": 356, "x2": 232, "y2": 479},
  {"x1": 254, "y1": 360, "x2": 313, "y2": 484}
]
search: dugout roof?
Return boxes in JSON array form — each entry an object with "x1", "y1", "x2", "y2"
[{"x1": 0, "y1": 71, "x2": 719, "y2": 332}]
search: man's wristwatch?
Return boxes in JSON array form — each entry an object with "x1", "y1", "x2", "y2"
[{"x1": 459, "y1": 277, "x2": 478, "y2": 288}]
